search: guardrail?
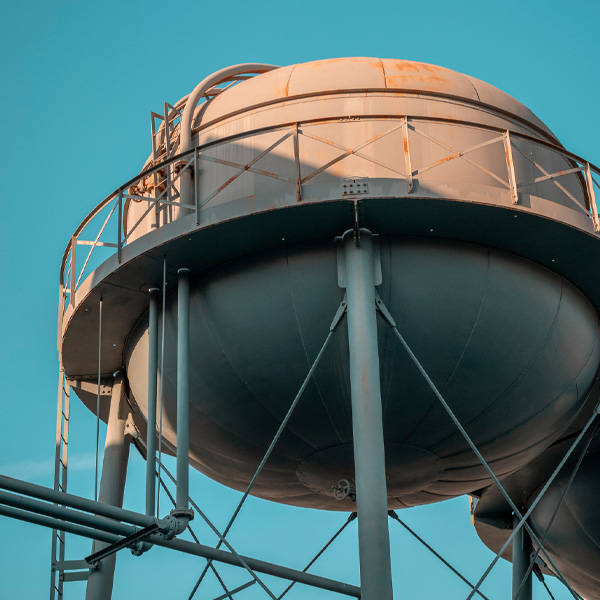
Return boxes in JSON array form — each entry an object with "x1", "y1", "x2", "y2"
[{"x1": 59, "y1": 116, "x2": 600, "y2": 322}]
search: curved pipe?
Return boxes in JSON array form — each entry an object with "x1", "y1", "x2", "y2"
[{"x1": 179, "y1": 63, "x2": 279, "y2": 152}]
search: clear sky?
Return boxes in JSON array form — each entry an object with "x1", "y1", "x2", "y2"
[{"x1": 1, "y1": 0, "x2": 599, "y2": 598}]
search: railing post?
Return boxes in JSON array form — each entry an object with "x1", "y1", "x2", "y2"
[
  {"x1": 117, "y1": 190, "x2": 123, "y2": 264},
  {"x1": 70, "y1": 236, "x2": 77, "y2": 307},
  {"x1": 293, "y1": 123, "x2": 302, "y2": 202},
  {"x1": 585, "y1": 162, "x2": 600, "y2": 232},
  {"x1": 503, "y1": 131, "x2": 519, "y2": 205},
  {"x1": 402, "y1": 117, "x2": 413, "y2": 193},
  {"x1": 194, "y1": 148, "x2": 199, "y2": 225},
  {"x1": 57, "y1": 284, "x2": 65, "y2": 352}
]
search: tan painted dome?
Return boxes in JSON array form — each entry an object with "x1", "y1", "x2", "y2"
[{"x1": 197, "y1": 57, "x2": 555, "y2": 140}]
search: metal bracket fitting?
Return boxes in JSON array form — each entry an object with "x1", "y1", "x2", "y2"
[
  {"x1": 375, "y1": 293, "x2": 396, "y2": 328},
  {"x1": 124, "y1": 413, "x2": 140, "y2": 441},
  {"x1": 85, "y1": 522, "x2": 159, "y2": 566},
  {"x1": 329, "y1": 296, "x2": 348, "y2": 332}
]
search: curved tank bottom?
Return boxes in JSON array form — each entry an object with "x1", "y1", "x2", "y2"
[
  {"x1": 526, "y1": 446, "x2": 600, "y2": 600},
  {"x1": 125, "y1": 236, "x2": 600, "y2": 510}
]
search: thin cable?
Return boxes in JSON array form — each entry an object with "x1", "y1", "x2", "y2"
[
  {"x1": 212, "y1": 581, "x2": 256, "y2": 600},
  {"x1": 388, "y1": 511, "x2": 490, "y2": 600},
  {"x1": 158, "y1": 462, "x2": 277, "y2": 600},
  {"x1": 277, "y1": 513, "x2": 356, "y2": 600},
  {"x1": 189, "y1": 325, "x2": 337, "y2": 599},
  {"x1": 386, "y1": 318, "x2": 586, "y2": 600},
  {"x1": 95, "y1": 297, "x2": 103, "y2": 502},
  {"x1": 513, "y1": 423, "x2": 598, "y2": 600},
  {"x1": 156, "y1": 256, "x2": 167, "y2": 516}
]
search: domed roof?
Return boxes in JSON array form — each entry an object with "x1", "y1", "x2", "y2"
[{"x1": 199, "y1": 57, "x2": 555, "y2": 139}]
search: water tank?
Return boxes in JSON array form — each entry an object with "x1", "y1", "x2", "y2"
[
  {"x1": 471, "y1": 400, "x2": 600, "y2": 600},
  {"x1": 60, "y1": 57, "x2": 600, "y2": 511}
]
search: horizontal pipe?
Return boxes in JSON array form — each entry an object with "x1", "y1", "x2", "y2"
[
  {"x1": 0, "y1": 483, "x2": 360, "y2": 597},
  {"x1": 0, "y1": 475, "x2": 152, "y2": 528},
  {"x1": 0, "y1": 489, "x2": 137, "y2": 538}
]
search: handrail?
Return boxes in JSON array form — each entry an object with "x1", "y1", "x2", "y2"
[
  {"x1": 59, "y1": 115, "x2": 600, "y2": 312},
  {"x1": 179, "y1": 63, "x2": 279, "y2": 153}
]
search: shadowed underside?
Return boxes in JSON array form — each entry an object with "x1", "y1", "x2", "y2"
[{"x1": 125, "y1": 237, "x2": 600, "y2": 510}]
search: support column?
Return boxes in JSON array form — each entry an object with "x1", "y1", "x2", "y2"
[
  {"x1": 342, "y1": 229, "x2": 393, "y2": 600},
  {"x1": 176, "y1": 268, "x2": 191, "y2": 512},
  {"x1": 512, "y1": 516, "x2": 532, "y2": 600},
  {"x1": 146, "y1": 288, "x2": 159, "y2": 517},
  {"x1": 85, "y1": 375, "x2": 131, "y2": 600}
]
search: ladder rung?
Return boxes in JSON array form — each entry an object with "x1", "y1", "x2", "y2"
[
  {"x1": 61, "y1": 571, "x2": 89, "y2": 582},
  {"x1": 53, "y1": 559, "x2": 90, "y2": 571}
]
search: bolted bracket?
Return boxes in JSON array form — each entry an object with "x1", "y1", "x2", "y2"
[
  {"x1": 336, "y1": 230, "x2": 382, "y2": 288},
  {"x1": 329, "y1": 296, "x2": 347, "y2": 332},
  {"x1": 124, "y1": 413, "x2": 140, "y2": 441},
  {"x1": 156, "y1": 508, "x2": 195, "y2": 540},
  {"x1": 85, "y1": 522, "x2": 160, "y2": 567},
  {"x1": 374, "y1": 293, "x2": 396, "y2": 328}
]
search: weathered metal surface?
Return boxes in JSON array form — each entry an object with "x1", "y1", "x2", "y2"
[
  {"x1": 59, "y1": 58, "x2": 600, "y2": 515},
  {"x1": 122, "y1": 236, "x2": 599, "y2": 509}
]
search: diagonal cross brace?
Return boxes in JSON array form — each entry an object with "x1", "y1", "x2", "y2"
[
  {"x1": 188, "y1": 299, "x2": 347, "y2": 600},
  {"x1": 374, "y1": 294, "x2": 588, "y2": 600}
]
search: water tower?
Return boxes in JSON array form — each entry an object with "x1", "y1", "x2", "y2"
[{"x1": 24, "y1": 58, "x2": 600, "y2": 599}]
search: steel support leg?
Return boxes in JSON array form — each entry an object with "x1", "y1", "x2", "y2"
[
  {"x1": 512, "y1": 516, "x2": 532, "y2": 600},
  {"x1": 176, "y1": 268, "x2": 191, "y2": 513},
  {"x1": 85, "y1": 375, "x2": 131, "y2": 600},
  {"x1": 342, "y1": 229, "x2": 393, "y2": 600},
  {"x1": 146, "y1": 288, "x2": 159, "y2": 517}
]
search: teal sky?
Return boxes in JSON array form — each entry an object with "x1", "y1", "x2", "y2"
[{"x1": 1, "y1": 0, "x2": 599, "y2": 598}]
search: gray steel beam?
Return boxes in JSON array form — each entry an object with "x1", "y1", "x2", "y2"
[
  {"x1": 512, "y1": 516, "x2": 532, "y2": 600},
  {"x1": 176, "y1": 268, "x2": 191, "y2": 514},
  {"x1": 342, "y1": 229, "x2": 393, "y2": 600},
  {"x1": 85, "y1": 376, "x2": 131, "y2": 600},
  {"x1": 146, "y1": 288, "x2": 159, "y2": 517},
  {"x1": 0, "y1": 504, "x2": 360, "y2": 597},
  {"x1": 0, "y1": 489, "x2": 136, "y2": 537},
  {"x1": 0, "y1": 476, "x2": 151, "y2": 528}
]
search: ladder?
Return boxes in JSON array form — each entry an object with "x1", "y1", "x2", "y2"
[
  {"x1": 149, "y1": 102, "x2": 184, "y2": 226},
  {"x1": 49, "y1": 367, "x2": 89, "y2": 599}
]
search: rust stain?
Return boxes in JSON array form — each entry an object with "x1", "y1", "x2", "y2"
[
  {"x1": 403, "y1": 138, "x2": 410, "y2": 154},
  {"x1": 385, "y1": 73, "x2": 454, "y2": 92},
  {"x1": 300, "y1": 57, "x2": 382, "y2": 72},
  {"x1": 386, "y1": 60, "x2": 445, "y2": 74}
]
